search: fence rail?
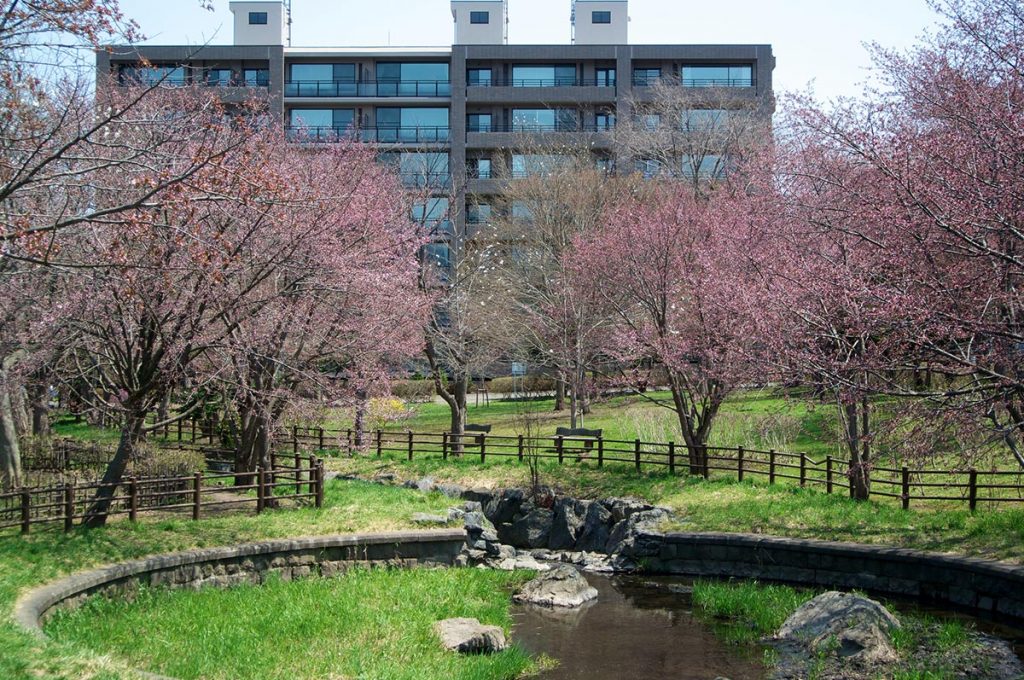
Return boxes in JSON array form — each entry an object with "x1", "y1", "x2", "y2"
[
  {"x1": 1, "y1": 453, "x2": 325, "y2": 536},
  {"x1": 279, "y1": 425, "x2": 1024, "y2": 511}
]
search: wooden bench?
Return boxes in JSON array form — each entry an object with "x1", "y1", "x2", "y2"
[
  {"x1": 462, "y1": 424, "x2": 491, "y2": 448},
  {"x1": 553, "y1": 427, "x2": 603, "y2": 460}
]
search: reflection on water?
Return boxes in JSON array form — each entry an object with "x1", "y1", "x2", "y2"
[{"x1": 512, "y1": 571, "x2": 766, "y2": 680}]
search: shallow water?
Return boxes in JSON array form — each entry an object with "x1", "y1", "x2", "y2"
[
  {"x1": 512, "y1": 570, "x2": 1024, "y2": 680},
  {"x1": 512, "y1": 571, "x2": 767, "y2": 680}
]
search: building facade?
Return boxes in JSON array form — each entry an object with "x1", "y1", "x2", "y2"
[{"x1": 97, "y1": 0, "x2": 775, "y2": 269}]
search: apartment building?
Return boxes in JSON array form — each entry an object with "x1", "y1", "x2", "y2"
[{"x1": 97, "y1": 0, "x2": 775, "y2": 271}]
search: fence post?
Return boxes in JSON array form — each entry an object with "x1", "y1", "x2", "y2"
[
  {"x1": 403, "y1": 431, "x2": 411, "y2": 461},
  {"x1": 308, "y1": 456, "x2": 316, "y2": 497},
  {"x1": 901, "y1": 466, "x2": 910, "y2": 510},
  {"x1": 702, "y1": 446, "x2": 709, "y2": 479},
  {"x1": 318, "y1": 427, "x2": 325, "y2": 452},
  {"x1": 556, "y1": 436, "x2": 564, "y2": 465},
  {"x1": 968, "y1": 468, "x2": 978, "y2": 512},
  {"x1": 346, "y1": 429, "x2": 353, "y2": 455},
  {"x1": 208, "y1": 417, "x2": 215, "y2": 445},
  {"x1": 737, "y1": 446, "x2": 745, "y2": 482},
  {"x1": 256, "y1": 468, "x2": 265, "y2": 514},
  {"x1": 769, "y1": 449, "x2": 777, "y2": 485},
  {"x1": 292, "y1": 432, "x2": 299, "y2": 455},
  {"x1": 826, "y1": 456, "x2": 833, "y2": 494},
  {"x1": 597, "y1": 437, "x2": 604, "y2": 468},
  {"x1": 190, "y1": 418, "x2": 196, "y2": 443},
  {"x1": 442, "y1": 432, "x2": 449, "y2": 460},
  {"x1": 480, "y1": 434, "x2": 487, "y2": 464},
  {"x1": 177, "y1": 419, "x2": 183, "y2": 442},
  {"x1": 668, "y1": 441, "x2": 676, "y2": 475},
  {"x1": 129, "y1": 477, "x2": 138, "y2": 522},
  {"x1": 20, "y1": 488, "x2": 30, "y2": 534},
  {"x1": 315, "y1": 462, "x2": 325, "y2": 508},
  {"x1": 193, "y1": 472, "x2": 202, "y2": 521},
  {"x1": 800, "y1": 454, "x2": 807, "y2": 488},
  {"x1": 294, "y1": 453, "x2": 302, "y2": 495},
  {"x1": 164, "y1": 420, "x2": 170, "y2": 440},
  {"x1": 635, "y1": 439, "x2": 642, "y2": 473},
  {"x1": 517, "y1": 434, "x2": 524, "y2": 463},
  {"x1": 64, "y1": 484, "x2": 74, "y2": 532}
]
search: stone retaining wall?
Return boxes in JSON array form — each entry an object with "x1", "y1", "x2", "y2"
[
  {"x1": 640, "y1": 532, "x2": 1024, "y2": 626},
  {"x1": 14, "y1": 529, "x2": 466, "y2": 635}
]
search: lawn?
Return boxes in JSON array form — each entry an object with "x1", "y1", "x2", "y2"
[{"x1": 45, "y1": 567, "x2": 538, "y2": 680}]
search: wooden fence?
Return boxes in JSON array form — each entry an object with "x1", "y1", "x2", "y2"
[
  {"x1": 278, "y1": 425, "x2": 1024, "y2": 511},
  {"x1": 1, "y1": 454, "x2": 325, "y2": 535}
]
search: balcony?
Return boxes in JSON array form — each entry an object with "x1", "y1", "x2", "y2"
[
  {"x1": 284, "y1": 80, "x2": 451, "y2": 98},
  {"x1": 466, "y1": 122, "x2": 614, "y2": 150},
  {"x1": 632, "y1": 76, "x2": 755, "y2": 88},
  {"x1": 466, "y1": 79, "x2": 615, "y2": 105},
  {"x1": 285, "y1": 126, "x2": 451, "y2": 144},
  {"x1": 476, "y1": 77, "x2": 612, "y2": 88}
]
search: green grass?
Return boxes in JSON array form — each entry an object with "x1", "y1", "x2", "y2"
[
  {"x1": 45, "y1": 567, "x2": 539, "y2": 680},
  {"x1": 0, "y1": 479, "x2": 466, "y2": 680},
  {"x1": 691, "y1": 581, "x2": 997, "y2": 680}
]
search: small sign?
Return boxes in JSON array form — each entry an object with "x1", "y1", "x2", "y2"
[{"x1": 511, "y1": 362, "x2": 527, "y2": 376}]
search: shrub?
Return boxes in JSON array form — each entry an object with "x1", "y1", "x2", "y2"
[
  {"x1": 130, "y1": 445, "x2": 206, "y2": 479},
  {"x1": 390, "y1": 379, "x2": 435, "y2": 403},
  {"x1": 488, "y1": 375, "x2": 556, "y2": 394}
]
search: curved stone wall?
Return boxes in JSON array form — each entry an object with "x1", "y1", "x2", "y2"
[
  {"x1": 14, "y1": 529, "x2": 466, "y2": 635},
  {"x1": 641, "y1": 532, "x2": 1024, "y2": 626}
]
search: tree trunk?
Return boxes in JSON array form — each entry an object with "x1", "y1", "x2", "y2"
[
  {"x1": 235, "y1": 402, "x2": 274, "y2": 485},
  {"x1": 844, "y1": 398, "x2": 871, "y2": 501},
  {"x1": 353, "y1": 389, "x2": 368, "y2": 451},
  {"x1": 157, "y1": 391, "x2": 171, "y2": 423},
  {"x1": 554, "y1": 375, "x2": 565, "y2": 411},
  {"x1": 82, "y1": 413, "x2": 146, "y2": 527},
  {"x1": 447, "y1": 375, "x2": 468, "y2": 457},
  {"x1": 10, "y1": 384, "x2": 29, "y2": 438},
  {"x1": 569, "y1": 379, "x2": 579, "y2": 428},
  {"x1": 0, "y1": 374, "x2": 22, "y2": 490},
  {"x1": 30, "y1": 380, "x2": 50, "y2": 437}
]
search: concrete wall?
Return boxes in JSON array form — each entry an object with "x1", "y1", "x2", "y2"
[
  {"x1": 230, "y1": 1, "x2": 285, "y2": 46},
  {"x1": 573, "y1": 1, "x2": 628, "y2": 45},
  {"x1": 639, "y1": 532, "x2": 1024, "y2": 627},
  {"x1": 452, "y1": 0, "x2": 507, "y2": 45},
  {"x1": 14, "y1": 530, "x2": 465, "y2": 636}
]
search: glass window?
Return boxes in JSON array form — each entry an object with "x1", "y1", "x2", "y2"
[
  {"x1": 632, "y1": 67, "x2": 661, "y2": 86},
  {"x1": 470, "y1": 11, "x2": 489, "y2": 24},
  {"x1": 421, "y1": 243, "x2": 451, "y2": 282},
  {"x1": 511, "y1": 201, "x2": 533, "y2": 220},
  {"x1": 592, "y1": 10, "x2": 611, "y2": 23},
  {"x1": 512, "y1": 154, "x2": 568, "y2": 177},
  {"x1": 681, "y1": 64, "x2": 753, "y2": 87},
  {"x1": 248, "y1": 11, "x2": 268, "y2": 25},
  {"x1": 596, "y1": 113, "x2": 616, "y2": 130},
  {"x1": 288, "y1": 109, "x2": 354, "y2": 138},
  {"x1": 244, "y1": 68, "x2": 269, "y2": 86},
  {"x1": 469, "y1": 158, "x2": 492, "y2": 179},
  {"x1": 683, "y1": 109, "x2": 731, "y2": 130},
  {"x1": 468, "y1": 113, "x2": 492, "y2": 132},
  {"x1": 512, "y1": 108, "x2": 577, "y2": 131},
  {"x1": 205, "y1": 69, "x2": 234, "y2": 86},
  {"x1": 376, "y1": 108, "x2": 449, "y2": 142},
  {"x1": 635, "y1": 158, "x2": 663, "y2": 179},
  {"x1": 683, "y1": 154, "x2": 725, "y2": 177},
  {"x1": 468, "y1": 68, "x2": 492, "y2": 86},
  {"x1": 119, "y1": 65, "x2": 186, "y2": 86},
  {"x1": 596, "y1": 67, "x2": 616, "y2": 87},
  {"x1": 467, "y1": 203, "x2": 492, "y2": 223},
  {"x1": 376, "y1": 63, "x2": 449, "y2": 96},
  {"x1": 412, "y1": 197, "x2": 449, "y2": 223},
  {"x1": 291, "y1": 64, "x2": 333, "y2": 82},
  {"x1": 512, "y1": 65, "x2": 576, "y2": 87},
  {"x1": 638, "y1": 113, "x2": 660, "y2": 131}
]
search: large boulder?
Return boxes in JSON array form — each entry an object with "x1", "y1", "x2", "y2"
[
  {"x1": 513, "y1": 565, "x2": 598, "y2": 608},
  {"x1": 498, "y1": 507, "x2": 553, "y2": 548},
  {"x1": 573, "y1": 501, "x2": 613, "y2": 553},
  {"x1": 775, "y1": 591, "x2": 901, "y2": 666},
  {"x1": 484, "y1": 489, "x2": 525, "y2": 525},
  {"x1": 434, "y1": 618, "x2": 508, "y2": 654},
  {"x1": 605, "y1": 508, "x2": 670, "y2": 556},
  {"x1": 548, "y1": 497, "x2": 586, "y2": 550},
  {"x1": 602, "y1": 497, "x2": 654, "y2": 523}
]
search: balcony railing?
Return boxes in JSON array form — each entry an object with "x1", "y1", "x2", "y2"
[
  {"x1": 468, "y1": 122, "x2": 614, "y2": 133},
  {"x1": 284, "y1": 80, "x2": 451, "y2": 98},
  {"x1": 286, "y1": 126, "x2": 450, "y2": 144},
  {"x1": 470, "y1": 77, "x2": 614, "y2": 88},
  {"x1": 632, "y1": 76, "x2": 755, "y2": 88},
  {"x1": 399, "y1": 173, "x2": 452, "y2": 189}
]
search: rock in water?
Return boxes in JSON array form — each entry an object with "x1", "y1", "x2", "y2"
[
  {"x1": 434, "y1": 618, "x2": 508, "y2": 654},
  {"x1": 775, "y1": 591, "x2": 901, "y2": 665},
  {"x1": 513, "y1": 565, "x2": 598, "y2": 608}
]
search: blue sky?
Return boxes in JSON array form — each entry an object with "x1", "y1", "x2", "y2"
[{"x1": 117, "y1": 0, "x2": 941, "y2": 101}]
